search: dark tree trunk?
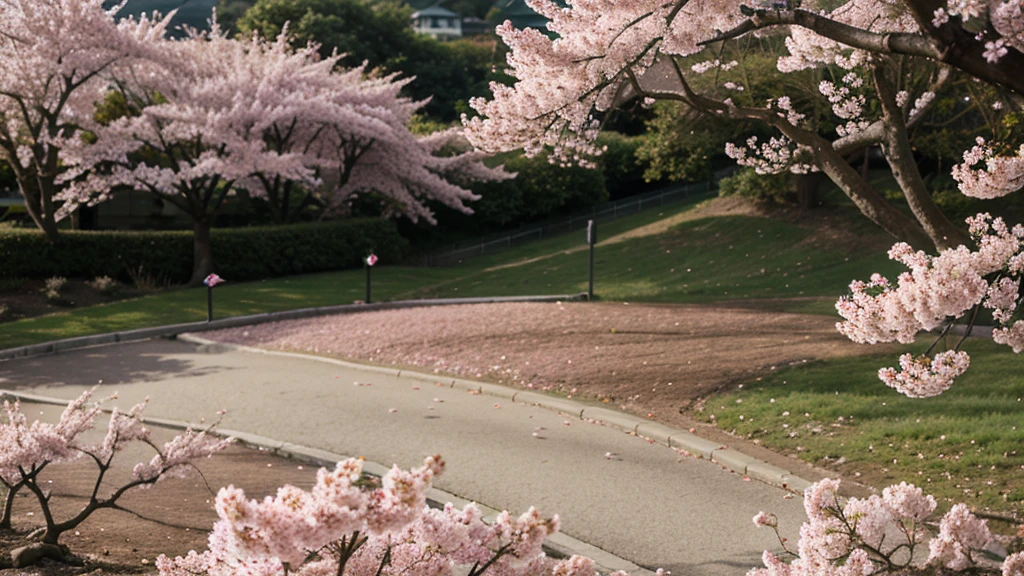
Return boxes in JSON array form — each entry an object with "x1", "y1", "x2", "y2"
[
  {"x1": 190, "y1": 218, "x2": 214, "y2": 286},
  {"x1": 0, "y1": 484, "x2": 17, "y2": 529},
  {"x1": 18, "y1": 179, "x2": 60, "y2": 242},
  {"x1": 791, "y1": 172, "x2": 823, "y2": 211}
]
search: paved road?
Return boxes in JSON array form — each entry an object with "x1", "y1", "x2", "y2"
[{"x1": 0, "y1": 339, "x2": 808, "y2": 576}]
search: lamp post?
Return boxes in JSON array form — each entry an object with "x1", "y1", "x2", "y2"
[
  {"x1": 365, "y1": 253, "x2": 377, "y2": 304},
  {"x1": 586, "y1": 220, "x2": 596, "y2": 300},
  {"x1": 203, "y1": 273, "x2": 225, "y2": 322}
]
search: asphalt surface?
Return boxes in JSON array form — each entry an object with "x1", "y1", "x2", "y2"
[{"x1": 0, "y1": 338, "x2": 808, "y2": 576}]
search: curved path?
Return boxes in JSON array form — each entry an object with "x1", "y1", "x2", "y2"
[{"x1": 0, "y1": 338, "x2": 808, "y2": 576}]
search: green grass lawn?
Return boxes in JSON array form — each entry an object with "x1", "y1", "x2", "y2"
[
  {"x1": 0, "y1": 267, "x2": 464, "y2": 349},
  {"x1": 0, "y1": 195, "x2": 906, "y2": 348},
  {"x1": 700, "y1": 337, "x2": 1024, "y2": 516},
  {"x1": 403, "y1": 214, "x2": 903, "y2": 304}
]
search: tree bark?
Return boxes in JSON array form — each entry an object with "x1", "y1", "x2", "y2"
[
  {"x1": 0, "y1": 483, "x2": 18, "y2": 529},
  {"x1": 706, "y1": 8, "x2": 1024, "y2": 98},
  {"x1": 18, "y1": 179, "x2": 60, "y2": 242},
  {"x1": 873, "y1": 63, "x2": 970, "y2": 250},
  {"x1": 791, "y1": 172, "x2": 823, "y2": 211},
  {"x1": 637, "y1": 60, "x2": 941, "y2": 251},
  {"x1": 190, "y1": 218, "x2": 215, "y2": 286}
]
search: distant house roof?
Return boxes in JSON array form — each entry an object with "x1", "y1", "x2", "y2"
[{"x1": 411, "y1": 5, "x2": 459, "y2": 18}]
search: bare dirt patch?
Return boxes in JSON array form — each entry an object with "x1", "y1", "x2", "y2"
[
  {"x1": 204, "y1": 301, "x2": 869, "y2": 419},
  {"x1": 0, "y1": 440, "x2": 321, "y2": 576}
]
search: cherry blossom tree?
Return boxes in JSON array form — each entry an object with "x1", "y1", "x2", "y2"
[
  {"x1": 0, "y1": 388, "x2": 231, "y2": 560},
  {"x1": 463, "y1": 0, "x2": 1013, "y2": 251},
  {"x1": 0, "y1": 0, "x2": 172, "y2": 241},
  {"x1": 240, "y1": 37, "x2": 509, "y2": 224},
  {"x1": 56, "y1": 27, "x2": 319, "y2": 285},
  {"x1": 463, "y1": 0, "x2": 1024, "y2": 392},
  {"x1": 750, "y1": 478, "x2": 1024, "y2": 576},
  {"x1": 157, "y1": 454, "x2": 624, "y2": 576},
  {"x1": 58, "y1": 25, "x2": 507, "y2": 283}
]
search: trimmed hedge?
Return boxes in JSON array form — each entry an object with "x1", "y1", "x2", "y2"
[{"x1": 0, "y1": 218, "x2": 407, "y2": 283}]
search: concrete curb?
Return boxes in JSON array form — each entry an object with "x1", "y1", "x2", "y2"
[
  {"x1": 0, "y1": 388, "x2": 653, "y2": 576},
  {"x1": 177, "y1": 334, "x2": 815, "y2": 496},
  {"x1": 0, "y1": 294, "x2": 589, "y2": 362}
]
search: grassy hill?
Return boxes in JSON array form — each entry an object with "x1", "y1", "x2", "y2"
[{"x1": 0, "y1": 195, "x2": 906, "y2": 348}]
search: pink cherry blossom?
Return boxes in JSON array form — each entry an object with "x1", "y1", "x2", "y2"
[
  {"x1": 0, "y1": 389, "x2": 230, "y2": 545},
  {"x1": 0, "y1": 0, "x2": 173, "y2": 239},
  {"x1": 1003, "y1": 552, "x2": 1024, "y2": 576},
  {"x1": 881, "y1": 481, "x2": 936, "y2": 523},
  {"x1": 927, "y1": 503, "x2": 993, "y2": 570},
  {"x1": 158, "y1": 455, "x2": 601, "y2": 576},
  {"x1": 952, "y1": 138, "x2": 1024, "y2": 200},
  {"x1": 877, "y1": 351, "x2": 970, "y2": 398},
  {"x1": 753, "y1": 480, "x2": 997, "y2": 576},
  {"x1": 838, "y1": 212, "x2": 1024, "y2": 394}
]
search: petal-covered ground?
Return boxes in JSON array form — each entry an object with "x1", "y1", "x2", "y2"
[{"x1": 202, "y1": 301, "x2": 881, "y2": 432}]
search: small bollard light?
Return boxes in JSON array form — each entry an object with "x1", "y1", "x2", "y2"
[
  {"x1": 586, "y1": 220, "x2": 596, "y2": 300},
  {"x1": 203, "y1": 273, "x2": 225, "y2": 322},
  {"x1": 365, "y1": 253, "x2": 377, "y2": 304}
]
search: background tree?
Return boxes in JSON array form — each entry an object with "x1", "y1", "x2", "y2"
[
  {"x1": 0, "y1": 0, "x2": 171, "y2": 241},
  {"x1": 57, "y1": 29, "x2": 318, "y2": 285},
  {"x1": 60, "y1": 25, "x2": 507, "y2": 283},
  {"x1": 235, "y1": 0, "x2": 500, "y2": 121},
  {"x1": 246, "y1": 57, "x2": 508, "y2": 225}
]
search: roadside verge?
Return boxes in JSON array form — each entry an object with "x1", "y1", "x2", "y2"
[{"x1": 0, "y1": 294, "x2": 588, "y2": 362}]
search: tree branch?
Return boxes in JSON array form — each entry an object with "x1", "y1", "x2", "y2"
[
  {"x1": 701, "y1": 9, "x2": 941, "y2": 58},
  {"x1": 872, "y1": 60, "x2": 968, "y2": 249}
]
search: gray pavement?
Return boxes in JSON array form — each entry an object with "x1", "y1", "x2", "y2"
[{"x1": 0, "y1": 338, "x2": 809, "y2": 576}]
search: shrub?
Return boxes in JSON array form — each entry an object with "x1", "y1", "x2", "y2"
[
  {"x1": 596, "y1": 131, "x2": 651, "y2": 200},
  {"x1": 447, "y1": 151, "x2": 608, "y2": 232},
  {"x1": 0, "y1": 218, "x2": 407, "y2": 283},
  {"x1": 42, "y1": 276, "x2": 67, "y2": 303},
  {"x1": 87, "y1": 275, "x2": 119, "y2": 295},
  {"x1": 717, "y1": 168, "x2": 791, "y2": 205}
]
